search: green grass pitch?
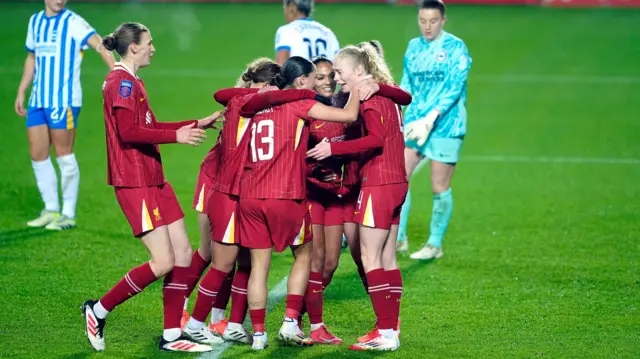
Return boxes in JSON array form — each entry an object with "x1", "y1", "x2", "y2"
[{"x1": 0, "y1": 2, "x2": 639, "y2": 358}]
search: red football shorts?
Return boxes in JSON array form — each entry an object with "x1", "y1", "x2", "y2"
[
  {"x1": 342, "y1": 188, "x2": 360, "y2": 224},
  {"x1": 204, "y1": 190, "x2": 239, "y2": 245},
  {"x1": 308, "y1": 194, "x2": 343, "y2": 226},
  {"x1": 115, "y1": 182, "x2": 184, "y2": 237},
  {"x1": 354, "y1": 183, "x2": 408, "y2": 230},
  {"x1": 193, "y1": 169, "x2": 215, "y2": 212},
  {"x1": 238, "y1": 199, "x2": 312, "y2": 252}
]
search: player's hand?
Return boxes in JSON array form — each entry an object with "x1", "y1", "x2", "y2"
[
  {"x1": 346, "y1": 74, "x2": 372, "y2": 94},
  {"x1": 355, "y1": 78, "x2": 379, "y2": 101},
  {"x1": 404, "y1": 110, "x2": 440, "y2": 147},
  {"x1": 198, "y1": 110, "x2": 224, "y2": 130},
  {"x1": 259, "y1": 85, "x2": 279, "y2": 93},
  {"x1": 15, "y1": 92, "x2": 26, "y2": 117},
  {"x1": 307, "y1": 138, "x2": 332, "y2": 161},
  {"x1": 177, "y1": 124, "x2": 206, "y2": 146}
]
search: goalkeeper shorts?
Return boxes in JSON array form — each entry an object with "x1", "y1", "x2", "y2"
[{"x1": 405, "y1": 136, "x2": 464, "y2": 164}]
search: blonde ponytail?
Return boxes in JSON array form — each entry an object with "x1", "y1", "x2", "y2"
[{"x1": 337, "y1": 44, "x2": 395, "y2": 85}]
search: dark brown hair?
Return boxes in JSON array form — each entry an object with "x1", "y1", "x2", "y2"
[
  {"x1": 102, "y1": 22, "x2": 149, "y2": 57},
  {"x1": 419, "y1": 0, "x2": 446, "y2": 16}
]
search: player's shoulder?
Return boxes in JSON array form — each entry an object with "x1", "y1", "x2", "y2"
[
  {"x1": 442, "y1": 32, "x2": 468, "y2": 51},
  {"x1": 309, "y1": 19, "x2": 335, "y2": 34},
  {"x1": 105, "y1": 69, "x2": 138, "y2": 95},
  {"x1": 366, "y1": 94, "x2": 394, "y2": 107},
  {"x1": 276, "y1": 22, "x2": 298, "y2": 35},
  {"x1": 229, "y1": 92, "x2": 254, "y2": 107},
  {"x1": 407, "y1": 37, "x2": 424, "y2": 50},
  {"x1": 65, "y1": 9, "x2": 85, "y2": 21},
  {"x1": 66, "y1": 9, "x2": 93, "y2": 30},
  {"x1": 28, "y1": 11, "x2": 44, "y2": 24}
]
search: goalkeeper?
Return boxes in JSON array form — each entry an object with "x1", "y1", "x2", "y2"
[{"x1": 399, "y1": 0, "x2": 472, "y2": 260}]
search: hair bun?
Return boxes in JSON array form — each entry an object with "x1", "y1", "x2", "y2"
[
  {"x1": 274, "y1": 73, "x2": 287, "y2": 89},
  {"x1": 102, "y1": 34, "x2": 117, "y2": 51},
  {"x1": 241, "y1": 70, "x2": 253, "y2": 82}
]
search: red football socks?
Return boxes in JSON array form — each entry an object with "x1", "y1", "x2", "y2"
[
  {"x1": 184, "y1": 251, "x2": 210, "y2": 299},
  {"x1": 100, "y1": 262, "x2": 157, "y2": 311},
  {"x1": 250, "y1": 308, "x2": 266, "y2": 333},
  {"x1": 213, "y1": 268, "x2": 235, "y2": 311},
  {"x1": 229, "y1": 267, "x2": 249, "y2": 324},
  {"x1": 366, "y1": 268, "x2": 393, "y2": 330},
  {"x1": 305, "y1": 272, "x2": 324, "y2": 325},
  {"x1": 285, "y1": 294, "x2": 305, "y2": 320},
  {"x1": 163, "y1": 266, "x2": 189, "y2": 329},
  {"x1": 386, "y1": 269, "x2": 403, "y2": 329},
  {"x1": 190, "y1": 267, "x2": 228, "y2": 322}
]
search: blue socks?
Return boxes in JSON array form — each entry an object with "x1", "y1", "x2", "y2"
[
  {"x1": 426, "y1": 188, "x2": 453, "y2": 249},
  {"x1": 397, "y1": 189, "x2": 411, "y2": 242}
]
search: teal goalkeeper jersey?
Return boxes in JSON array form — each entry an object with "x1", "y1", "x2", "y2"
[{"x1": 400, "y1": 31, "x2": 471, "y2": 139}]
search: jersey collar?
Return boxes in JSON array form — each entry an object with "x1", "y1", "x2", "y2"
[{"x1": 114, "y1": 62, "x2": 138, "y2": 79}]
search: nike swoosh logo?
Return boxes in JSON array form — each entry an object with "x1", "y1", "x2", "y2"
[
  {"x1": 140, "y1": 97, "x2": 145, "y2": 102},
  {"x1": 313, "y1": 289, "x2": 323, "y2": 293},
  {"x1": 315, "y1": 123, "x2": 326, "y2": 129},
  {"x1": 354, "y1": 211, "x2": 360, "y2": 214}
]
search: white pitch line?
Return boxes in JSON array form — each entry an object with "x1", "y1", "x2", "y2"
[
  {"x1": 197, "y1": 276, "x2": 289, "y2": 359},
  {"x1": 464, "y1": 155, "x2": 640, "y2": 165}
]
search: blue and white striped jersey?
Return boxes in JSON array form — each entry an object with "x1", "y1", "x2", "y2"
[
  {"x1": 25, "y1": 9, "x2": 96, "y2": 109},
  {"x1": 275, "y1": 18, "x2": 340, "y2": 61},
  {"x1": 400, "y1": 31, "x2": 471, "y2": 139}
]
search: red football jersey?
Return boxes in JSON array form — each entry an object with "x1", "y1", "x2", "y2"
[
  {"x1": 307, "y1": 119, "x2": 346, "y2": 195},
  {"x1": 341, "y1": 119, "x2": 364, "y2": 188},
  {"x1": 200, "y1": 137, "x2": 220, "y2": 183},
  {"x1": 103, "y1": 64, "x2": 183, "y2": 187},
  {"x1": 211, "y1": 94, "x2": 255, "y2": 195},
  {"x1": 358, "y1": 96, "x2": 407, "y2": 186},
  {"x1": 240, "y1": 99, "x2": 316, "y2": 200}
]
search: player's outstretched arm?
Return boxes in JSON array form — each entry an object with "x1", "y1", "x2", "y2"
[
  {"x1": 239, "y1": 89, "x2": 318, "y2": 117},
  {"x1": 307, "y1": 86, "x2": 361, "y2": 124},
  {"x1": 353, "y1": 77, "x2": 412, "y2": 106},
  {"x1": 155, "y1": 111, "x2": 224, "y2": 130},
  {"x1": 115, "y1": 107, "x2": 205, "y2": 146},
  {"x1": 373, "y1": 83, "x2": 412, "y2": 106},
  {"x1": 15, "y1": 53, "x2": 35, "y2": 117},
  {"x1": 308, "y1": 109, "x2": 384, "y2": 160},
  {"x1": 87, "y1": 34, "x2": 115, "y2": 70},
  {"x1": 213, "y1": 88, "x2": 259, "y2": 107}
]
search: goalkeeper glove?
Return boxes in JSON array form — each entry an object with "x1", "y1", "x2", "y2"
[{"x1": 404, "y1": 109, "x2": 440, "y2": 147}]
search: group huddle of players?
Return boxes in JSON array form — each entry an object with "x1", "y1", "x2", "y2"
[{"x1": 81, "y1": 19, "x2": 411, "y2": 353}]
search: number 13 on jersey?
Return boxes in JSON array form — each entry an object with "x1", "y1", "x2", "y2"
[{"x1": 251, "y1": 119, "x2": 275, "y2": 162}]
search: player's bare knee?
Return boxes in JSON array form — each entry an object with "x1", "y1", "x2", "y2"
[
  {"x1": 311, "y1": 256, "x2": 325, "y2": 273},
  {"x1": 323, "y1": 258, "x2": 339, "y2": 278},
  {"x1": 213, "y1": 258, "x2": 235, "y2": 274},
  {"x1": 197, "y1": 246, "x2": 211, "y2": 262},
  {"x1": 382, "y1": 255, "x2": 397, "y2": 270},
  {"x1": 432, "y1": 181, "x2": 449, "y2": 194},
  {"x1": 53, "y1": 145, "x2": 73, "y2": 157},
  {"x1": 151, "y1": 254, "x2": 174, "y2": 277}
]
